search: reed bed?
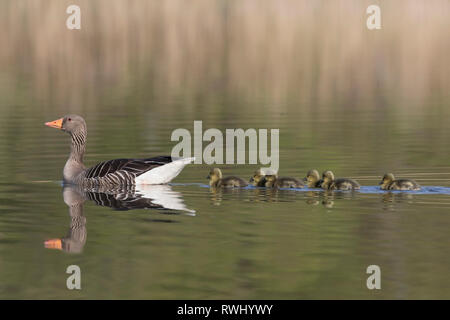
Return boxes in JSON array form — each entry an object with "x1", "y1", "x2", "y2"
[{"x1": 0, "y1": 0, "x2": 448, "y2": 112}]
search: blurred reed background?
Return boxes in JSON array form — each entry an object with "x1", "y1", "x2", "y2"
[{"x1": 0, "y1": 0, "x2": 448, "y2": 115}]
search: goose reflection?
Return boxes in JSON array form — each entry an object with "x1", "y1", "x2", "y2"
[
  {"x1": 209, "y1": 187, "x2": 280, "y2": 206},
  {"x1": 207, "y1": 186, "x2": 363, "y2": 209},
  {"x1": 381, "y1": 191, "x2": 415, "y2": 211},
  {"x1": 44, "y1": 184, "x2": 195, "y2": 253},
  {"x1": 209, "y1": 187, "x2": 339, "y2": 208}
]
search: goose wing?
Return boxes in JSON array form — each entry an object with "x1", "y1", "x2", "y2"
[{"x1": 84, "y1": 156, "x2": 173, "y2": 179}]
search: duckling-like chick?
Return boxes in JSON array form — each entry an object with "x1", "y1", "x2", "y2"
[
  {"x1": 321, "y1": 170, "x2": 360, "y2": 190},
  {"x1": 263, "y1": 174, "x2": 304, "y2": 188},
  {"x1": 379, "y1": 173, "x2": 420, "y2": 191},
  {"x1": 303, "y1": 169, "x2": 323, "y2": 188},
  {"x1": 207, "y1": 168, "x2": 248, "y2": 188},
  {"x1": 249, "y1": 169, "x2": 267, "y2": 187}
]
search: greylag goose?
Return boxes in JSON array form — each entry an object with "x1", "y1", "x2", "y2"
[
  {"x1": 320, "y1": 170, "x2": 360, "y2": 190},
  {"x1": 303, "y1": 169, "x2": 323, "y2": 188},
  {"x1": 249, "y1": 169, "x2": 267, "y2": 187},
  {"x1": 249, "y1": 168, "x2": 279, "y2": 187},
  {"x1": 262, "y1": 174, "x2": 304, "y2": 188},
  {"x1": 207, "y1": 168, "x2": 248, "y2": 188},
  {"x1": 379, "y1": 173, "x2": 421, "y2": 191},
  {"x1": 45, "y1": 115, "x2": 194, "y2": 186}
]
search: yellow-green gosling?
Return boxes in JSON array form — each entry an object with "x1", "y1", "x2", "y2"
[
  {"x1": 249, "y1": 169, "x2": 267, "y2": 187},
  {"x1": 207, "y1": 168, "x2": 248, "y2": 188},
  {"x1": 321, "y1": 170, "x2": 360, "y2": 190},
  {"x1": 263, "y1": 174, "x2": 304, "y2": 189},
  {"x1": 303, "y1": 169, "x2": 323, "y2": 188},
  {"x1": 379, "y1": 173, "x2": 421, "y2": 191}
]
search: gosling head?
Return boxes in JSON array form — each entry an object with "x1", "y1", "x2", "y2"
[
  {"x1": 264, "y1": 174, "x2": 278, "y2": 187},
  {"x1": 207, "y1": 168, "x2": 222, "y2": 186},
  {"x1": 249, "y1": 168, "x2": 265, "y2": 186},
  {"x1": 322, "y1": 170, "x2": 335, "y2": 183},
  {"x1": 304, "y1": 169, "x2": 320, "y2": 187},
  {"x1": 380, "y1": 173, "x2": 395, "y2": 189},
  {"x1": 45, "y1": 114, "x2": 87, "y2": 136}
]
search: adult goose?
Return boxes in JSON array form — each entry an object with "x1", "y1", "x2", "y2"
[{"x1": 45, "y1": 115, "x2": 194, "y2": 187}]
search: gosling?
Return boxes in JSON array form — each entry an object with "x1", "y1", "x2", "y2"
[
  {"x1": 263, "y1": 174, "x2": 304, "y2": 189},
  {"x1": 379, "y1": 173, "x2": 420, "y2": 191},
  {"x1": 303, "y1": 169, "x2": 323, "y2": 188},
  {"x1": 249, "y1": 168, "x2": 269, "y2": 187},
  {"x1": 207, "y1": 168, "x2": 248, "y2": 188},
  {"x1": 321, "y1": 170, "x2": 360, "y2": 190}
]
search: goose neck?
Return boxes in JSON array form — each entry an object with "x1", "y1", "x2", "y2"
[{"x1": 69, "y1": 130, "x2": 86, "y2": 163}]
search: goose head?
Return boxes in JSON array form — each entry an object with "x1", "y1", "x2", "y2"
[
  {"x1": 207, "y1": 168, "x2": 222, "y2": 186},
  {"x1": 45, "y1": 114, "x2": 86, "y2": 135},
  {"x1": 304, "y1": 169, "x2": 320, "y2": 187},
  {"x1": 380, "y1": 173, "x2": 395, "y2": 188}
]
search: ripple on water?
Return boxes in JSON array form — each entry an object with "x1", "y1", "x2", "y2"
[{"x1": 172, "y1": 183, "x2": 450, "y2": 195}]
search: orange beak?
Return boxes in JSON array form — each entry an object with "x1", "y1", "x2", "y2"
[
  {"x1": 45, "y1": 118, "x2": 63, "y2": 129},
  {"x1": 44, "y1": 238, "x2": 62, "y2": 250}
]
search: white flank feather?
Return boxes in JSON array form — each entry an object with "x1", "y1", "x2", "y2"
[{"x1": 134, "y1": 157, "x2": 195, "y2": 185}]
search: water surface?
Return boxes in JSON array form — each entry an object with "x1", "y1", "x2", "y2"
[{"x1": 0, "y1": 104, "x2": 450, "y2": 299}]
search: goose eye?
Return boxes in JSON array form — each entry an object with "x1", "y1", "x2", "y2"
[{"x1": 68, "y1": 118, "x2": 72, "y2": 121}]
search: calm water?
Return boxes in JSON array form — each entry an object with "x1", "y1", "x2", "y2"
[{"x1": 0, "y1": 97, "x2": 450, "y2": 300}]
